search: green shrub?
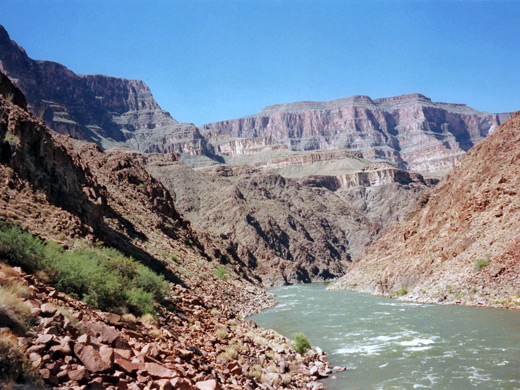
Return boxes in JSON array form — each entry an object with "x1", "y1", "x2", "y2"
[
  {"x1": 395, "y1": 287, "x2": 408, "y2": 297},
  {"x1": 474, "y1": 258, "x2": 489, "y2": 272},
  {"x1": 0, "y1": 222, "x2": 45, "y2": 272},
  {"x1": 132, "y1": 265, "x2": 168, "y2": 301},
  {"x1": 169, "y1": 253, "x2": 182, "y2": 264},
  {"x1": 0, "y1": 221, "x2": 168, "y2": 315},
  {"x1": 126, "y1": 288, "x2": 156, "y2": 315},
  {"x1": 292, "y1": 332, "x2": 311, "y2": 355},
  {"x1": 213, "y1": 264, "x2": 228, "y2": 281}
]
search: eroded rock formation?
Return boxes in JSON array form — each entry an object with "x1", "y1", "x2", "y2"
[
  {"x1": 0, "y1": 72, "x2": 337, "y2": 390},
  {"x1": 203, "y1": 94, "x2": 511, "y2": 174},
  {"x1": 0, "y1": 25, "x2": 211, "y2": 157},
  {"x1": 144, "y1": 158, "x2": 433, "y2": 286},
  {"x1": 330, "y1": 112, "x2": 520, "y2": 308}
]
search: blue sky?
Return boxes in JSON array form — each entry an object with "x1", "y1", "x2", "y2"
[{"x1": 2, "y1": 0, "x2": 519, "y2": 125}]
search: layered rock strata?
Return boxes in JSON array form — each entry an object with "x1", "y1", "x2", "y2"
[
  {"x1": 203, "y1": 94, "x2": 511, "y2": 174},
  {"x1": 0, "y1": 72, "x2": 338, "y2": 389},
  {"x1": 0, "y1": 25, "x2": 211, "y2": 157},
  {"x1": 144, "y1": 157, "x2": 433, "y2": 286},
  {"x1": 330, "y1": 112, "x2": 520, "y2": 309}
]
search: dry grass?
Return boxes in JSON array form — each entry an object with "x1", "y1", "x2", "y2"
[
  {"x1": 0, "y1": 331, "x2": 41, "y2": 384},
  {"x1": 0, "y1": 285, "x2": 33, "y2": 334}
]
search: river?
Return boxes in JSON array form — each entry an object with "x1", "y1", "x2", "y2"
[{"x1": 249, "y1": 283, "x2": 520, "y2": 390}]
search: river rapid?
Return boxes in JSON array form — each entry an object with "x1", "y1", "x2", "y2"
[{"x1": 250, "y1": 283, "x2": 520, "y2": 390}]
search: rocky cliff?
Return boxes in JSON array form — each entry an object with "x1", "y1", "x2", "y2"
[
  {"x1": 203, "y1": 94, "x2": 511, "y2": 174},
  {"x1": 0, "y1": 73, "x2": 338, "y2": 390},
  {"x1": 0, "y1": 25, "x2": 211, "y2": 157},
  {"x1": 144, "y1": 157, "x2": 433, "y2": 286},
  {"x1": 330, "y1": 112, "x2": 520, "y2": 309}
]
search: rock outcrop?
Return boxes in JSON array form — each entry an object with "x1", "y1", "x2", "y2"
[
  {"x1": 330, "y1": 112, "x2": 520, "y2": 309},
  {"x1": 203, "y1": 94, "x2": 512, "y2": 174},
  {"x1": 0, "y1": 25, "x2": 211, "y2": 157},
  {"x1": 0, "y1": 71, "x2": 337, "y2": 390},
  {"x1": 144, "y1": 157, "x2": 433, "y2": 286},
  {"x1": 0, "y1": 262, "x2": 335, "y2": 390}
]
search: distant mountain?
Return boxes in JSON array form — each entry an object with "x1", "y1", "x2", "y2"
[
  {"x1": 330, "y1": 111, "x2": 520, "y2": 308},
  {"x1": 0, "y1": 25, "x2": 210, "y2": 156},
  {"x1": 144, "y1": 156, "x2": 434, "y2": 286},
  {"x1": 203, "y1": 94, "x2": 512, "y2": 175}
]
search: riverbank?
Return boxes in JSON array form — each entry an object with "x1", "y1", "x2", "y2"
[
  {"x1": 0, "y1": 261, "x2": 337, "y2": 389},
  {"x1": 328, "y1": 277, "x2": 520, "y2": 310}
]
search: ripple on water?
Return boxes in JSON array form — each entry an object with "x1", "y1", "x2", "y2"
[
  {"x1": 251, "y1": 284, "x2": 520, "y2": 390},
  {"x1": 336, "y1": 344, "x2": 383, "y2": 356},
  {"x1": 400, "y1": 338, "x2": 436, "y2": 347}
]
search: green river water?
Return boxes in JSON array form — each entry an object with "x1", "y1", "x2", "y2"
[{"x1": 249, "y1": 283, "x2": 520, "y2": 390}]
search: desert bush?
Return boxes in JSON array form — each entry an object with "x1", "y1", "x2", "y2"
[
  {"x1": 395, "y1": 287, "x2": 408, "y2": 297},
  {"x1": 216, "y1": 328, "x2": 228, "y2": 339},
  {"x1": 148, "y1": 329, "x2": 162, "y2": 338},
  {"x1": 0, "y1": 286, "x2": 33, "y2": 333},
  {"x1": 121, "y1": 313, "x2": 137, "y2": 326},
  {"x1": 218, "y1": 347, "x2": 238, "y2": 362},
  {"x1": 140, "y1": 313, "x2": 158, "y2": 326},
  {"x1": 168, "y1": 253, "x2": 182, "y2": 264},
  {"x1": 213, "y1": 264, "x2": 228, "y2": 281},
  {"x1": 474, "y1": 257, "x2": 489, "y2": 272},
  {"x1": 0, "y1": 221, "x2": 168, "y2": 315},
  {"x1": 292, "y1": 332, "x2": 311, "y2": 355}
]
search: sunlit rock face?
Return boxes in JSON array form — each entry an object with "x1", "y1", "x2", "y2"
[
  {"x1": 331, "y1": 112, "x2": 520, "y2": 309},
  {"x1": 203, "y1": 93, "x2": 511, "y2": 174},
  {"x1": 0, "y1": 25, "x2": 212, "y2": 157}
]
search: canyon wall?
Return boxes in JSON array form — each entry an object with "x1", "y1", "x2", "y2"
[
  {"x1": 331, "y1": 112, "x2": 520, "y2": 308},
  {"x1": 203, "y1": 94, "x2": 511, "y2": 174},
  {"x1": 0, "y1": 25, "x2": 210, "y2": 157}
]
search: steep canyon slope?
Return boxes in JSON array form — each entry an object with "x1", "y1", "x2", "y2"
[
  {"x1": 0, "y1": 74, "x2": 339, "y2": 389},
  {"x1": 0, "y1": 25, "x2": 211, "y2": 157},
  {"x1": 203, "y1": 94, "x2": 511, "y2": 175},
  {"x1": 331, "y1": 112, "x2": 520, "y2": 309},
  {"x1": 144, "y1": 158, "x2": 433, "y2": 286},
  {"x1": 0, "y1": 24, "x2": 436, "y2": 288}
]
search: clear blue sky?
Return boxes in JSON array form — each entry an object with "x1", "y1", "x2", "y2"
[{"x1": 2, "y1": 0, "x2": 519, "y2": 125}]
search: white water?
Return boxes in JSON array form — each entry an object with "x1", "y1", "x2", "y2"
[{"x1": 250, "y1": 283, "x2": 520, "y2": 390}]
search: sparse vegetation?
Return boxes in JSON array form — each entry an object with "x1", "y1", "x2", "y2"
[
  {"x1": 0, "y1": 221, "x2": 168, "y2": 315},
  {"x1": 56, "y1": 305, "x2": 83, "y2": 331},
  {"x1": 0, "y1": 332, "x2": 41, "y2": 385},
  {"x1": 169, "y1": 253, "x2": 182, "y2": 264},
  {"x1": 292, "y1": 332, "x2": 311, "y2": 355},
  {"x1": 218, "y1": 347, "x2": 238, "y2": 362},
  {"x1": 0, "y1": 285, "x2": 33, "y2": 333},
  {"x1": 216, "y1": 328, "x2": 229, "y2": 339},
  {"x1": 4, "y1": 131, "x2": 19, "y2": 146},
  {"x1": 140, "y1": 313, "x2": 158, "y2": 326},
  {"x1": 395, "y1": 287, "x2": 408, "y2": 297},
  {"x1": 213, "y1": 263, "x2": 229, "y2": 281},
  {"x1": 474, "y1": 257, "x2": 490, "y2": 272}
]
